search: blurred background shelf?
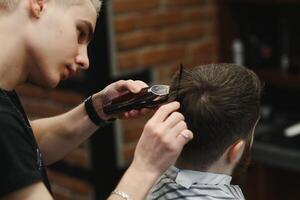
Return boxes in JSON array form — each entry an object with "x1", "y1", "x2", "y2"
[
  {"x1": 256, "y1": 69, "x2": 300, "y2": 89},
  {"x1": 217, "y1": 1, "x2": 300, "y2": 199},
  {"x1": 224, "y1": 0, "x2": 300, "y2": 5}
]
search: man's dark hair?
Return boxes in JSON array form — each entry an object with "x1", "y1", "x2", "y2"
[{"x1": 170, "y1": 63, "x2": 262, "y2": 170}]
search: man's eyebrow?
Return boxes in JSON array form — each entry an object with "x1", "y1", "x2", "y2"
[{"x1": 80, "y1": 20, "x2": 94, "y2": 42}]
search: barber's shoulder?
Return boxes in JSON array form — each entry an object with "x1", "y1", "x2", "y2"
[
  {"x1": 0, "y1": 91, "x2": 16, "y2": 113},
  {"x1": 0, "y1": 100, "x2": 19, "y2": 123},
  {"x1": 0, "y1": 92, "x2": 27, "y2": 130},
  {"x1": 0, "y1": 91, "x2": 24, "y2": 123},
  {"x1": 0, "y1": 103, "x2": 17, "y2": 122}
]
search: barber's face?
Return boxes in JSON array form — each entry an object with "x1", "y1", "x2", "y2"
[{"x1": 26, "y1": 1, "x2": 97, "y2": 88}]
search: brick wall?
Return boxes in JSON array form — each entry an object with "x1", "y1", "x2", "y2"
[{"x1": 111, "y1": 0, "x2": 219, "y2": 165}]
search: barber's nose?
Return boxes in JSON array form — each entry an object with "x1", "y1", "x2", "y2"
[{"x1": 75, "y1": 46, "x2": 90, "y2": 70}]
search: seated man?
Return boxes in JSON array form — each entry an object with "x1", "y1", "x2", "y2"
[{"x1": 147, "y1": 63, "x2": 262, "y2": 200}]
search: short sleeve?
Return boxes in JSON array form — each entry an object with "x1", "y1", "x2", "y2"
[{"x1": 0, "y1": 111, "x2": 43, "y2": 197}]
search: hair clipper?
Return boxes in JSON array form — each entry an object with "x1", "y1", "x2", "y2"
[{"x1": 102, "y1": 85, "x2": 170, "y2": 115}]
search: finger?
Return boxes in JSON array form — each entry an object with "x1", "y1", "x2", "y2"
[
  {"x1": 118, "y1": 111, "x2": 130, "y2": 120},
  {"x1": 164, "y1": 121, "x2": 187, "y2": 141},
  {"x1": 114, "y1": 80, "x2": 139, "y2": 93},
  {"x1": 140, "y1": 108, "x2": 152, "y2": 115},
  {"x1": 134, "y1": 80, "x2": 148, "y2": 88},
  {"x1": 172, "y1": 121, "x2": 188, "y2": 134},
  {"x1": 127, "y1": 108, "x2": 151, "y2": 117},
  {"x1": 175, "y1": 129, "x2": 194, "y2": 146},
  {"x1": 115, "y1": 80, "x2": 147, "y2": 94},
  {"x1": 120, "y1": 108, "x2": 152, "y2": 120},
  {"x1": 164, "y1": 112, "x2": 185, "y2": 128},
  {"x1": 127, "y1": 80, "x2": 145, "y2": 93},
  {"x1": 130, "y1": 108, "x2": 151, "y2": 117},
  {"x1": 150, "y1": 102, "x2": 180, "y2": 123},
  {"x1": 128, "y1": 109, "x2": 139, "y2": 117},
  {"x1": 114, "y1": 80, "x2": 129, "y2": 92}
]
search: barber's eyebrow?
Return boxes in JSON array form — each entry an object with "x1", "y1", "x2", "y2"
[{"x1": 79, "y1": 20, "x2": 94, "y2": 42}]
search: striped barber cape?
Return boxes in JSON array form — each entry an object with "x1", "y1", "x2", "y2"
[{"x1": 147, "y1": 166, "x2": 245, "y2": 200}]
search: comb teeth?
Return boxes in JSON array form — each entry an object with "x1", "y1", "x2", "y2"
[{"x1": 176, "y1": 64, "x2": 184, "y2": 100}]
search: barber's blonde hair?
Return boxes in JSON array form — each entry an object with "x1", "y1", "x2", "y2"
[{"x1": 0, "y1": 0, "x2": 101, "y2": 13}]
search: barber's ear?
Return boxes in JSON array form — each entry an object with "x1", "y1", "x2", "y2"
[
  {"x1": 227, "y1": 140, "x2": 245, "y2": 164},
  {"x1": 29, "y1": 0, "x2": 45, "y2": 19}
]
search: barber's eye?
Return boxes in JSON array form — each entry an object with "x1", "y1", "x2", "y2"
[{"x1": 77, "y1": 28, "x2": 86, "y2": 43}]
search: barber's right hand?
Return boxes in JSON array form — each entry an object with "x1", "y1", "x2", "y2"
[{"x1": 131, "y1": 101, "x2": 193, "y2": 178}]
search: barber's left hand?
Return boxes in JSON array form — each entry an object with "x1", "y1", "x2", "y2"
[{"x1": 93, "y1": 80, "x2": 152, "y2": 120}]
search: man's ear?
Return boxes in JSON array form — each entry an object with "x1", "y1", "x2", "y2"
[
  {"x1": 28, "y1": 0, "x2": 45, "y2": 19},
  {"x1": 227, "y1": 140, "x2": 245, "y2": 164}
]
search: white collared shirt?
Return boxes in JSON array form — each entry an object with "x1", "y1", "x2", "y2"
[{"x1": 147, "y1": 166, "x2": 245, "y2": 200}]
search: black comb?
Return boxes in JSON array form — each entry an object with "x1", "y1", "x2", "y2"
[{"x1": 175, "y1": 64, "x2": 184, "y2": 101}]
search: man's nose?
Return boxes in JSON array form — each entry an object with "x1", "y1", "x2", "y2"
[{"x1": 75, "y1": 46, "x2": 90, "y2": 70}]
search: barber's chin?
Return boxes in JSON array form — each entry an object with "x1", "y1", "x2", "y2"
[
  {"x1": 47, "y1": 78, "x2": 60, "y2": 89},
  {"x1": 27, "y1": 77, "x2": 59, "y2": 89},
  {"x1": 61, "y1": 73, "x2": 69, "y2": 81}
]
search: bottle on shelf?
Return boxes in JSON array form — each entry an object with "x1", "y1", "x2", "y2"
[
  {"x1": 232, "y1": 38, "x2": 244, "y2": 66},
  {"x1": 279, "y1": 18, "x2": 290, "y2": 73}
]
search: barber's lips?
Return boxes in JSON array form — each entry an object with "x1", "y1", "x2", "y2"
[{"x1": 62, "y1": 65, "x2": 76, "y2": 80}]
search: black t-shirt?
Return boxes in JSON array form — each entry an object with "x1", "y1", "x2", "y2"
[{"x1": 0, "y1": 89, "x2": 52, "y2": 197}]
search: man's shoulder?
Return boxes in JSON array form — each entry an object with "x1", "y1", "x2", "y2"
[
  {"x1": 148, "y1": 182, "x2": 245, "y2": 200},
  {"x1": 147, "y1": 167, "x2": 245, "y2": 200},
  {"x1": 146, "y1": 173, "x2": 178, "y2": 200}
]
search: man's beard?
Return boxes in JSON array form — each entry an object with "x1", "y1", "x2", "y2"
[{"x1": 231, "y1": 136, "x2": 252, "y2": 185}]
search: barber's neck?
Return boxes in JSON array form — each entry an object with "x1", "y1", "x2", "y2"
[{"x1": 0, "y1": 15, "x2": 28, "y2": 91}]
